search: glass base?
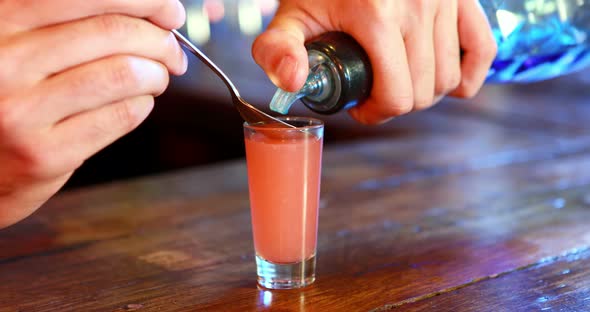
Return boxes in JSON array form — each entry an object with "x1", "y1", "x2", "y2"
[{"x1": 256, "y1": 254, "x2": 316, "y2": 289}]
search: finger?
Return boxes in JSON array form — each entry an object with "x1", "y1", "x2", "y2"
[
  {"x1": 49, "y1": 95, "x2": 155, "y2": 174},
  {"x1": 348, "y1": 28, "x2": 413, "y2": 124},
  {"x1": 252, "y1": 4, "x2": 324, "y2": 92},
  {"x1": 0, "y1": 0, "x2": 185, "y2": 36},
  {"x1": 404, "y1": 10, "x2": 436, "y2": 111},
  {"x1": 449, "y1": 0, "x2": 497, "y2": 98},
  {"x1": 28, "y1": 55, "x2": 169, "y2": 127},
  {"x1": 339, "y1": 1, "x2": 413, "y2": 124},
  {"x1": 0, "y1": 14, "x2": 186, "y2": 92},
  {"x1": 433, "y1": 0, "x2": 461, "y2": 96},
  {"x1": 347, "y1": 27, "x2": 413, "y2": 124}
]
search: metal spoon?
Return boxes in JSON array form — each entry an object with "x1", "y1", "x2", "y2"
[{"x1": 171, "y1": 30, "x2": 295, "y2": 128}]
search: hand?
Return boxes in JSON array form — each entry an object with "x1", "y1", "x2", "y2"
[
  {"x1": 0, "y1": 0, "x2": 188, "y2": 228},
  {"x1": 252, "y1": 0, "x2": 497, "y2": 124}
]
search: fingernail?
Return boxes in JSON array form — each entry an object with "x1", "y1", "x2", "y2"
[
  {"x1": 433, "y1": 94, "x2": 446, "y2": 105},
  {"x1": 176, "y1": 1, "x2": 187, "y2": 26},
  {"x1": 180, "y1": 50, "x2": 188, "y2": 74},
  {"x1": 170, "y1": 31, "x2": 188, "y2": 75}
]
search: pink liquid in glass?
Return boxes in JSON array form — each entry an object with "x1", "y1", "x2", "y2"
[{"x1": 245, "y1": 126, "x2": 322, "y2": 264}]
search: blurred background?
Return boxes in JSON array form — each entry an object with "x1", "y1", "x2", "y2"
[{"x1": 65, "y1": 0, "x2": 590, "y2": 189}]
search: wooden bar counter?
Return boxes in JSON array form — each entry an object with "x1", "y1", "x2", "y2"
[{"x1": 2, "y1": 71, "x2": 590, "y2": 311}]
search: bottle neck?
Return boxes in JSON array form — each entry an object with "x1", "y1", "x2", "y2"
[
  {"x1": 300, "y1": 50, "x2": 342, "y2": 113},
  {"x1": 269, "y1": 50, "x2": 341, "y2": 114},
  {"x1": 269, "y1": 32, "x2": 373, "y2": 115}
]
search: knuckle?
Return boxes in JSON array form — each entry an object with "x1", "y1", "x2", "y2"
[
  {"x1": 67, "y1": 67, "x2": 100, "y2": 99},
  {"x1": 155, "y1": 0, "x2": 170, "y2": 18},
  {"x1": 94, "y1": 14, "x2": 138, "y2": 38},
  {"x1": 401, "y1": 0, "x2": 434, "y2": 25},
  {"x1": 0, "y1": 45, "x2": 19, "y2": 90},
  {"x1": 108, "y1": 56, "x2": 143, "y2": 90},
  {"x1": 359, "y1": 0, "x2": 392, "y2": 18},
  {"x1": 0, "y1": 97, "x2": 21, "y2": 136},
  {"x1": 361, "y1": 0, "x2": 384, "y2": 10},
  {"x1": 83, "y1": 120, "x2": 113, "y2": 149},
  {"x1": 112, "y1": 98, "x2": 143, "y2": 131},
  {"x1": 0, "y1": 1, "x2": 33, "y2": 36},
  {"x1": 412, "y1": 0, "x2": 433, "y2": 16},
  {"x1": 81, "y1": 99, "x2": 142, "y2": 149}
]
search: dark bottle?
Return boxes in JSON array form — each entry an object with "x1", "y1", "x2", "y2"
[
  {"x1": 269, "y1": 32, "x2": 372, "y2": 115},
  {"x1": 270, "y1": 0, "x2": 590, "y2": 115}
]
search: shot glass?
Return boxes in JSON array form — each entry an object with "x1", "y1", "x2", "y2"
[{"x1": 243, "y1": 117, "x2": 324, "y2": 289}]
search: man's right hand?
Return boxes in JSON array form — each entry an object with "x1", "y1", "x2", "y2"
[{"x1": 0, "y1": 0, "x2": 188, "y2": 228}]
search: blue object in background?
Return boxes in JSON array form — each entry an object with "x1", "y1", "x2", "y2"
[{"x1": 483, "y1": 0, "x2": 590, "y2": 83}]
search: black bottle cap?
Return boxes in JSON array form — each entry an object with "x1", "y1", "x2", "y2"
[{"x1": 302, "y1": 32, "x2": 373, "y2": 114}]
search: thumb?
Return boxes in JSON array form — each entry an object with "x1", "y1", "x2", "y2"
[{"x1": 252, "y1": 15, "x2": 310, "y2": 92}]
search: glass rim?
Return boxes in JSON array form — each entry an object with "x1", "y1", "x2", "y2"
[{"x1": 243, "y1": 116, "x2": 324, "y2": 131}]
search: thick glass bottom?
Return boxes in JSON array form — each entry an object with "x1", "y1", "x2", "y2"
[{"x1": 256, "y1": 254, "x2": 316, "y2": 289}]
